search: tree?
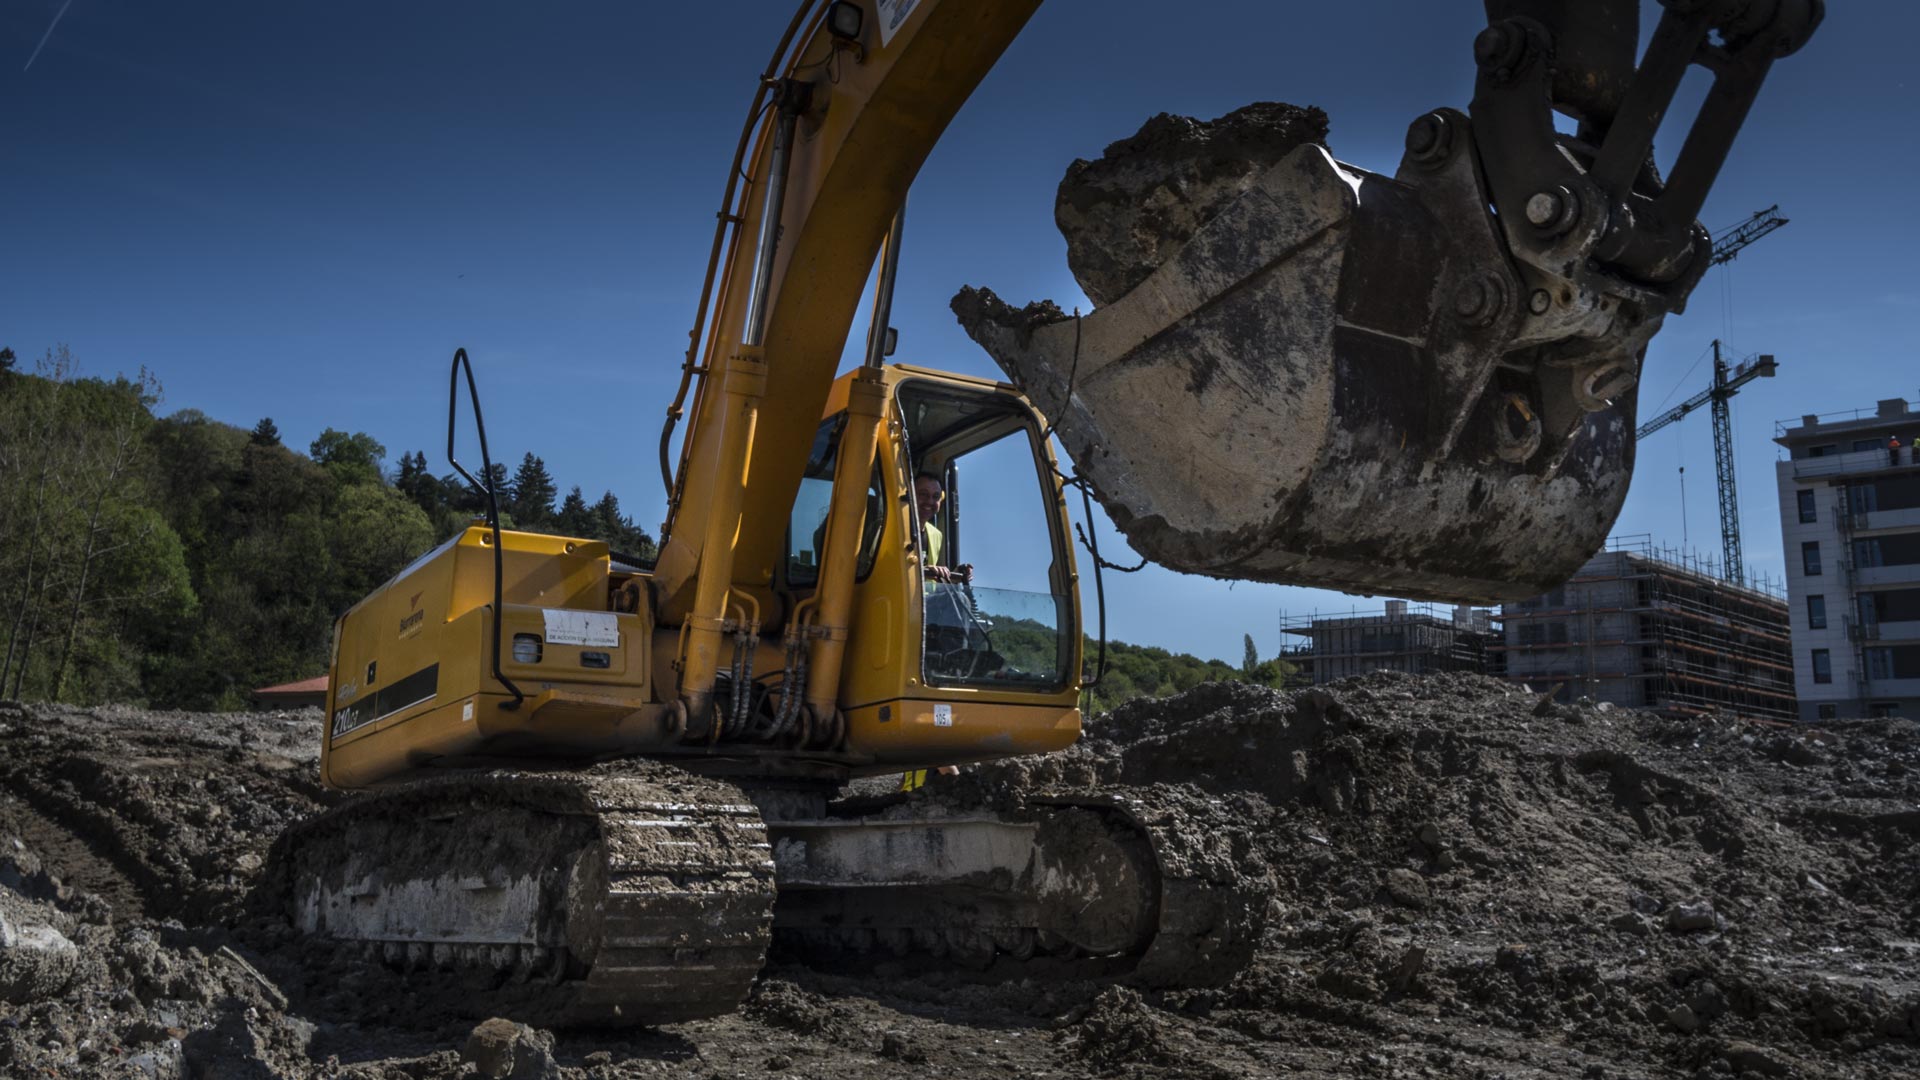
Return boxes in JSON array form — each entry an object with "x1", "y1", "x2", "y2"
[
  {"x1": 1242, "y1": 633, "x2": 1259, "y2": 675},
  {"x1": 555, "y1": 486, "x2": 592, "y2": 536},
  {"x1": 585, "y1": 491, "x2": 658, "y2": 559},
  {"x1": 250, "y1": 417, "x2": 281, "y2": 447},
  {"x1": 508, "y1": 453, "x2": 557, "y2": 528},
  {"x1": 0, "y1": 346, "x2": 15, "y2": 381},
  {"x1": 591, "y1": 491, "x2": 626, "y2": 542},
  {"x1": 308, "y1": 428, "x2": 386, "y2": 486},
  {"x1": 395, "y1": 451, "x2": 435, "y2": 512}
]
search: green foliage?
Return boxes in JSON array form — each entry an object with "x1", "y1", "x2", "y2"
[
  {"x1": 250, "y1": 417, "x2": 281, "y2": 447},
  {"x1": 508, "y1": 454, "x2": 557, "y2": 528},
  {"x1": 309, "y1": 428, "x2": 386, "y2": 486},
  {"x1": 1083, "y1": 636, "x2": 1295, "y2": 714},
  {"x1": 556, "y1": 486, "x2": 592, "y2": 535},
  {"x1": 1242, "y1": 632, "x2": 1259, "y2": 675},
  {"x1": 0, "y1": 350, "x2": 196, "y2": 704}
]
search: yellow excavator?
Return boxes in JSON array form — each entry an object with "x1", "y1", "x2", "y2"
[{"x1": 269, "y1": 0, "x2": 1819, "y2": 1024}]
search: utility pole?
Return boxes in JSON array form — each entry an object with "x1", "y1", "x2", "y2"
[{"x1": 1636, "y1": 343, "x2": 1777, "y2": 585}]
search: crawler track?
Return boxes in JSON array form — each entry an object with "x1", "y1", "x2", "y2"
[{"x1": 262, "y1": 764, "x2": 776, "y2": 1026}]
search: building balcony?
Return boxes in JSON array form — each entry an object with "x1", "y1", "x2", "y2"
[
  {"x1": 1871, "y1": 619, "x2": 1920, "y2": 642},
  {"x1": 1857, "y1": 563, "x2": 1920, "y2": 588},
  {"x1": 1866, "y1": 676, "x2": 1920, "y2": 697},
  {"x1": 1790, "y1": 447, "x2": 1912, "y2": 480},
  {"x1": 1853, "y1": 507, "x2": 1920, "y2": 533}
]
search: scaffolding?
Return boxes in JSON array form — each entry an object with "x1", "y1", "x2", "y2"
[
  {"x1": 1495, "y1": 536, "x2": 1794, "y2": 721},
  {"x1": 1280, "y1": 601, "x2": 1503, "y2": 686}
]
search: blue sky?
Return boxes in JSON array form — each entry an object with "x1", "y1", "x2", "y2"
[{"x1": 5, "y1": 1, "x2": 1916, "y2": 663}]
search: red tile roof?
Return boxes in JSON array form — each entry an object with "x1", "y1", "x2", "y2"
[{"x1": 254, "y1": 675, "x2": 328, "y2": 695}]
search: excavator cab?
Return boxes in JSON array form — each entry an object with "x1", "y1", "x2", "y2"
[
  {"x1": 901, "y1": 378, "x2": 1075, "y2": 694},
  {"x1": 787, "y1": 366, "x2": 1083, "y2": 767}
]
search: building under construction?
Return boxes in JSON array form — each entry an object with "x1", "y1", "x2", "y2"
[
  {"x1": 1280, "y1": 601, "x2": 1502, "y2": 686},
  {"x1": 1495, "y1": 538, "x2": 1795, "y2": 721}
]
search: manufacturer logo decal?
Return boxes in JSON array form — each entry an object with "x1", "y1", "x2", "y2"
[{"x1": 398, "y1": 609, "x2": 425, "y2": 637}]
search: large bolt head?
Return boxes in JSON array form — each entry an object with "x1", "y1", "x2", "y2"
[
  {"x1": 1474, "y1": 24, "x2": 1512, "y2": 67},
  {"x1": 1403, "y1": 112, "x2": 1453, "y2": 168},
  {"x1": 1524, "y1": 186, "x2": 1581, "y2": 236},
  {"x1": 1474, "y1": 21, "x2": 1526, "y2": 74},
  {"x1": 1405, "y1": 114, "x2": 1441, "y2": 156},
  {"x1": 1453, "y1": 279, "x2": 1489, "y2": 318},
  {"x1": 1525, "y1": 191, "x2": 1563, "y2": 227},
  {"x1": 1452, "y1": 275, "x2": 1506, "y2": 327},
  {"x1": 1528, "y1": 289, "x2": 1553, "y2": 316}
]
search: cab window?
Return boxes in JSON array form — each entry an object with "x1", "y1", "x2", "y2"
[
  {"x1": 900, "y1": 384, "x2": 1071, "y2": 691},
  {"x1": 786, "y1": 415, "x2": 883, "y2": 588}
]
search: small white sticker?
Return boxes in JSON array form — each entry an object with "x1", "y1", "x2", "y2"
[
  {"x1": 461, "y1": 701, "x2": 475, "y2": 723},
  {"x1": 876, "y1": 0, "x2": 922, "y2": 46},
  {"x1": 933, "y1": 703, "x2": 952, "y2": 727},
  {"x1": 542, "y1": 609, "x2": 620, "y2": 648}
]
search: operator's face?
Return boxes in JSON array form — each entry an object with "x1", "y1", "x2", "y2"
[{"x1": 914, "y1": 477, "x2": 944, "y2": 522}]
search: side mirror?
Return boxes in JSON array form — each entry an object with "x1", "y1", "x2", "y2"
[{"x1": 883, "y1": 326, "x2": 898, "y2": 357}]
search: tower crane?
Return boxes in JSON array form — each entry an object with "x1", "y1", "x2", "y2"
[
  {"x1": 1632, "y1": 205, "x2": 1792, "y2": 585},
  {"x1": 1636, "y1": 343, "x2": 1777, "y2": 584}
]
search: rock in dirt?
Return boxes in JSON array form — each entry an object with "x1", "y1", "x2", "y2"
[
  {"x1": 879, "y1": 1029, "x2": 925, "y2": 1063},
  {"x1": 1666, "y1": 900, "x2": 1720, "y2": 933},
  {"x1": 1722, "y1": 1040, "x2": 1792, "y2": 1076},
  {"x1": 461, "y1": 1017, "x2": 557, "y2": 1080},
  {"x1": 1383, "y1": 868, "x2": 1431, "y2": 910},
  {"x1": 1053, "y1": 101, "x2": 1329, "y2": 306},
  {"x1": 0, "y1": 905, "x2": 77, "y2": 1004},
  {"x1": 1058, "y1": 986, "x2": 1172, "y2": 1070},
  {"x1": 1608, "y1": 911, "x2": 1655, "y2": 936}
]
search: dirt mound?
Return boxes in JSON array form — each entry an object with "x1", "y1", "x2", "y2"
[
  {"x1": 1, "y1": 679, "x2": 1917, "y2": 1077},
  {"x1": 1054, "y1": 102, "x2": 1331, "y2": 306}
]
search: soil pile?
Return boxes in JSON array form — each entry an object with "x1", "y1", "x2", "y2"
[
  {"x1": 1, "y1": 677, "x2": 1916, "y2": 1078},
  {"x1": 1052, "y1": 101, "x2": 1331, "y2": 307}
]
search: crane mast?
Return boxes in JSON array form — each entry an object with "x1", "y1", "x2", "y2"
[{"x1": 1636, "y1": 341, "x2": 1778, "y2": 584}]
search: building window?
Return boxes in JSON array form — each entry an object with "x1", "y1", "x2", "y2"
[
  {"x1": 1816, "y1": 703, "x2": 1838, "y2": 720},
  {"x1": 1853, "y1": 438, "x2": 1884, "y2": 453},
  {"x1": 1807, "y1": 444, "x2": 1837, "y2": 458},
  {"x1": 1811, "y1": 649, "x2": 1832, "y2": 684},
  {"x1": 1802, "y1": 541, "x2": 1822, "y2": 576},
  {"x1": 1854, "y1": 538, "x2": 1883, "y2": 568},
  {"x1": 1867, "y1": 647, "x2": 1892, "y2": 681},
  {"x1": 1807, "y1": 594, "x2": 1827, "y2": 630},
  {"x1": 1848, "y1": 484, "x2": 1878, "y2": 515},
  {"x1": 1869, "y1": 702, "x2": 1901, "y2": 718},
  {"x1": 1797, "y1": 489, "x2": 1817, "y2": 523}
]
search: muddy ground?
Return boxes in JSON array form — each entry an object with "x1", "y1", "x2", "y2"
[{"x1": 1, "y1": 674, "x2": 1916, "y2": 1078}]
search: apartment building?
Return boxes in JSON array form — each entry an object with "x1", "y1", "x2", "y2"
[
  {"x1": 1775, "y1": 398, "x2": 1920, "y2": 721},
  {"x1": 1280, "y1": 602, "x2": 1501, "y2": 686},
  {"x1": 1496, "y1": 540, "x2": 1794, "y2": 721}
]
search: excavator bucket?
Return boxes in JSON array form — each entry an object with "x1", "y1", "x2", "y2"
[
  {"x1": 957, "y1": 0, "x2": 1821, "y2": 603},
  {"x1": 958, "y1": 104, "x2": 1660, "y2": 603},
  {"x1": 955, "y1": 104, "x2": 1658, "y2": 602}
]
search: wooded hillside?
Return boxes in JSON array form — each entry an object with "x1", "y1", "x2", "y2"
[{"x1": 0, "y1": 347, "x2": 654, "y2": 708}]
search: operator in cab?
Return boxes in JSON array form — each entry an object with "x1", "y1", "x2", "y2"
[{"x1": 914, "y1": 471, "x2": 971, "y2": 584}]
